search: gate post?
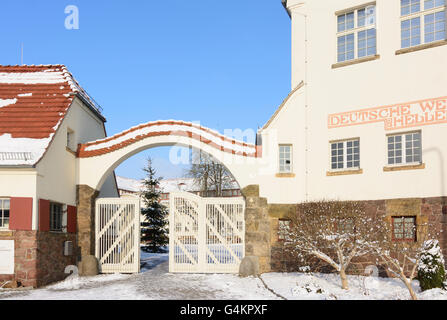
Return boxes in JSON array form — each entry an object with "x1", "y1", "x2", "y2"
[
  {"x1": 242, "y1": 185, "x2": 271, "y2": 274},
  {"x1": 76, "y1": 185, "x2": 99, "y2": 259}
]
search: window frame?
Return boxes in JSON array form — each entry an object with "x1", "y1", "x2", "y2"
[
  {"x1": 50, "y1": 202, "x2": 64, "y2": 232},
  {"x1": 336, "y1": 3, "x2": 377, "y2": 63},
  {"x1": 392, "y1": 216, "x2": 417, "y2": 242},
  {"x1": 337, "y1": 218, "x2": 355, "y2": 235},
  {"x1": 0, "y1": 198, "x2": 10, "y2": 230},
  {"x1": 278, "y1": 219, "x2": 292, "y2": 241},
  {"x1": 329, "y1": 138, "x2": 361, "y2": 172},
  {"x1": 386, "y1": 131, "x2": 422, "y2": 167},
  {"x1": 66, "y1": 128, "x2": 76, "y2": 151},
  {"x1": 278, "y1": 144, "x2": 293, "y2": 174},
  {"x1": 400, "y1": 0, "x2": 446, "y2": 49}
]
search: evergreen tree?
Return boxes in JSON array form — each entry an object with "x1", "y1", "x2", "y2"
[
  {"x1": 140, "y1": 158, "x2": 169, "y2": 253},
  {"x1": 417, "y1": 239, "x2": 446, "y2": 291}
]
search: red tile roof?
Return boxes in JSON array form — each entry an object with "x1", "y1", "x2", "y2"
[
  {"x1": 0, "y1": 65, "x2": 76, "y2": 139},
  {"x1": 0, "y1": 65, "x2": 103, "y2": 166}
]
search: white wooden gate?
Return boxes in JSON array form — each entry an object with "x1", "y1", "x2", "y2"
[
  {"x1": 95, "y1": 198, "x2": 140, "y2": 273},
  {"x1": 169, "y1": 192, "x2": 245, "y2": 273}
]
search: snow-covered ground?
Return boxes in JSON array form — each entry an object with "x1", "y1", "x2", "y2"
[{"x1": 0, "y1": 251, "x2": 446, "y2": 300}]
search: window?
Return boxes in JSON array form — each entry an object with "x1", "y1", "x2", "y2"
[
  {"x1": 50, "y1": 202, "x2": 63, "y2": 232},
  {"x1": 392, "y1": 216, "x2": 417, "y2": 241},
  {"x1": 279, "y1": 145, "x2": 292, "y2": 173},
  {"x1": 337, "y1": 4, "x2": 377, "y2": 62},
  {"x1": 425, "y1": 10, "x2": 446, "y2": 42},
  {"x1": 401, "y1": 17, "x2": 421, "y2": 47},
  {"x1": 66, "y1": 129, "x2": 75, "y2": 151},
  {"x1": 0, "y1": 198, "x2": 10, "y2": 229},
  {"x1": 387, "y1": 132, "x2": 421, "y2": 165},
  {"x1": 401, "y1": 0, "x2": 422, "y2": 15},
  {"x1": 330, "y1": 139, "x2": 360, "y2": 170},
  {"x1": 278, "y1": 219, "x2": 291, "y2": 241},
  {"x1": 400, "y1": 0, "x2": 446, "y2": 48},
  {"x1": 338, "y1": 218, "x2": 355, "y2": 234}
]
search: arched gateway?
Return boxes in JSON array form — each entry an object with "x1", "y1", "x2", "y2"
[{"x1": 75, "y1": 120, "x2": 266, "y2": 274}]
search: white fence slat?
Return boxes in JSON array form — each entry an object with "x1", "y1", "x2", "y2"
[
  {"x1": 95, "y1": 198, "x2": 140, "y2": 274},
  {"x1": 169, "y1": 192, "x2": 245, "y2": 274}
]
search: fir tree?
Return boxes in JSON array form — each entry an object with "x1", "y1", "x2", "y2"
[
  {"x1": 140, "y1": 158, "x2": 169, "y2": 253},
  {"x1": 417, "y1": 239, "x2": 446, "y2": 291}
]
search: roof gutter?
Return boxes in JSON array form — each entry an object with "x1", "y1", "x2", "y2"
[
  {"x1": 71, "y1": 92, "x2": 107, "y2": 123},
  {"x1": 281, "y1": 0, "x2": 291, "y2": 18},
  {"x1": 0, "y1": 165, "x2": 35, "y2": 169}
]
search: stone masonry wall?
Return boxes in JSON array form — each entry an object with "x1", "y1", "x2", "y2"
[
  {"x1": 269, "y1": 196, "x2": 447, "y2": 277},
  {"x1": 242, "y1": 185, "x2": 271, "y2": 273},
  {"x1": 36, "y1": 232, "x2": 77, "y2": 287},
  {"x1": 0, "y1": 231, "x2": 38, "y2": 287},
  {"x1": 76, "y1": 185, "x2": 99, "y2": 258},
  {"x1": 0, "y1": 231, "x2": 77, "y2": 288}
]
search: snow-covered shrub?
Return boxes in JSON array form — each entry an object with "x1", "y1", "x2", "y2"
[
  {"x1": 281, "y1": 200, "x2": 384, "y2": 290},
  {"x1": 417, "y1": 239, "x2": 446, "y2": 291},
  {"x1": 370, "y1": 221, "x2": 440, "y2": 300},
  {"x1": 299, "y1": 266, "x2": 311, "y2": 273}
]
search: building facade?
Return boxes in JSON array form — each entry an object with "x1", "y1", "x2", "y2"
[
  {"x1": 266, "y1": 0, "x2": 447, "y2": 272},
  {"x1": 0, "y1": 65, "x2": 118, "y2": 287},
  {"x1": 1, "y1": 1, "x2": 446, "y2": 287}
]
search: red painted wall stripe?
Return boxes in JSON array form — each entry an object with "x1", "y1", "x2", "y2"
[
  {"x1": 78, "y1": 130, "x2": 261, "y2": 158},
  {"x1": 9, "y1": 197, "x2": 33, "y2": 231},
  {"x1": 76, "y1": 121, "x2": 261, "y2": 159},
  {"x1": 38, "y1": 199, "x2": 50, "y2": 232},
  {"x1": 67, "y1": 205, "x2": 77, "y2": 233}
]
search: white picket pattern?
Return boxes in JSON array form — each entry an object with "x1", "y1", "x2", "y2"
[
  {"x1": 95, "y1": 198, "x2": 140, "y2": 273},
  {"x1": 169, "y1": 192, "x2": 245, "y2": 273}
]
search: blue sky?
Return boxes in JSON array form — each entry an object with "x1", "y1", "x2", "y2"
[{"x1": 0, "y1": 0, "x2": 291, "y2": 180}]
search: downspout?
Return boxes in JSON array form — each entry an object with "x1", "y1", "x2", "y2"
[
  {"x1": 303, "y1": 13, "x2": 309, "y2": 202},
  {"x1": 289, "y1": 4, "x2": 310, "y2": 201},
  {"x1": 282, "y1": 1, "x2": 309, "y2": 200}
]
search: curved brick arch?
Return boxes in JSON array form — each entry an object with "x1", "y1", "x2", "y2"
[
  {"x1": 75, "y1": 120, "x2": 273, "y2": 273},
  {"x1": 78, "y1": 120, "x2": 260, "y2": 159},
  {"x1": 77, "y1": 120, "x2": 262, "y2": 192}
]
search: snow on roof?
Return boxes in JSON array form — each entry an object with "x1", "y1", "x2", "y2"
[
  {"x1": 82, "y1": 120, "x2": 257, "y2": 156},
  {"x1": 115, "y1": 176, "x2": 144, "y2": 193},
  {"x1": 0, "y1": 65, "x2": 102, "y2": 166},
  {"x1": 116, "y1": 176, "x2": 239, "y2": 194},
  {"x1": 158, "y1": 178, "x2": 201, "y2": 193},
  {"x1": 0, "y1": 98, "x2": 17, "y2": 108},
  {"x1": 0, "y1": 134, "x2": 52, "y2": 165}
]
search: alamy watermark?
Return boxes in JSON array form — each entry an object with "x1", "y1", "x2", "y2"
[{"x1": 65, "y1": 5, "x2": 79, "y2": 30}]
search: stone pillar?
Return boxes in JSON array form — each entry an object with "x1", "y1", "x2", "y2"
[
  {"x1": 242, "y1": 185, "x2": 271, "y2": 273},
  {"x1": 76, "y1": 185, "x2": 99, "y2": 258}
]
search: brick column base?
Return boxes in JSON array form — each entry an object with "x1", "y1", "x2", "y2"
[{"x1": 76, "y1": 185, "x2": 99, "y2": 258}]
